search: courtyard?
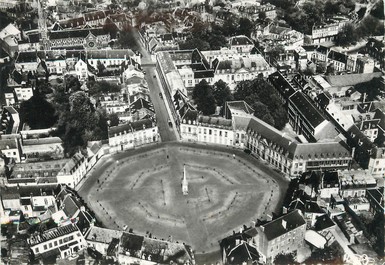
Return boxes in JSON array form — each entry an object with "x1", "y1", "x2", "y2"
[{"x1": 79, "y1": 143, "x2": 287, "y2": 254}]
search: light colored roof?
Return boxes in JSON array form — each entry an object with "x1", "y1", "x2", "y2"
[
  {"x1": 293, "y1": 141, "x2": 351, "y2": 160},
  {"x1": 325, "y1": 73, "x2": 382, "y2": 87},
  {"x1": 0, "y1": 23, "x2": 20, "y2": 40},
  {"x1": 85, "y1": 226, "x2": 123, "y2": 244}
]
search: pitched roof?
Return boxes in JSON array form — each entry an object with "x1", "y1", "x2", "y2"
[
  {"x1": 198, "y1": 115, "x2": 232, "y2": 128},
  {"x1": 28, "y1": 224, "x2": 79, "y2": 246},
  {"x1": 108, "y1": 119, "x2": 154, "y2": 137},
  {"x1": 293, "y1": 141, "x2": 351, "y2": 160},
  {"x1": 230, "y1": 35, "x2": 253, "y2": 46},
  {"x1": 268, "y1": 71, "x2": 296, "y2": 100},
  {"x1": 246, "y1": 116, "x2": 298, "y2": 159},
  {"x1": 62, "y1": 195, "x2": 82, "y2": 217},
  {"x1": 325, "y1": 72, "x2": 382, "y2": 87},
  {"x1": 260, "y1": 209, "x2": 306, "y2": 241},
  {"x1": 130, "y1": 97, "x2": 154, "y2": 112},
  {"x1": 0, "y1": 23, "x2": 20, "y2": 39},
  {"x1": 49, "y1": 28, "x2": 109, "y2": 40},
  {"x1": 226, "y1": 241, "x2": 260, "y2": 264},
  {"x1": 289, "y1": 91, "x2": 326, "y2": 128}
]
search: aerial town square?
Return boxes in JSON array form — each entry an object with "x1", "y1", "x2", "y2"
[
  {"x1": 0, "y1": 0, "x2": 384, "y2": 264},
  {"x1": 79, "y1": 143, "x2": 286, "y2": 253}
]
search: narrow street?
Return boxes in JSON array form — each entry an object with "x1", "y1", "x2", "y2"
[{"x1": 133, "y1": 30, "x2": 178, "y2": 142}]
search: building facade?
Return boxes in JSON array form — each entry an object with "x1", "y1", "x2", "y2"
[{"x1": 108, "y1": 119, "x2": 159, "y2": 153}]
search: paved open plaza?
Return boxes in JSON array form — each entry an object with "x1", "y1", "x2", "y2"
[{"x1": 79, "y1": 143, "x2": 287, "y2": 253}]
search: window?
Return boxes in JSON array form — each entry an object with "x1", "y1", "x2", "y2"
[
  {"x1": 44, "y1": 245, "x2": 47, "y2": 250},
  {"x1": 219, "y1": 131, "x2": 222, "y2": 136},
  {"x1": 225, "y1": 132, "x2": 228, "y2": 137},
  {"x1": 209, "y1": 129, "x2": 212, "y2": 135},
  {"x1": 49, "y1": 242, "x2": 52, "y2": 248},
  {"x1": 35, "y1": 247, "x2": 39, "y2": 253},
  {"x1": 54, "y1": 241, "x2": 58, "y2": 247}
]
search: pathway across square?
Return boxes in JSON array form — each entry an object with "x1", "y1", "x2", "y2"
[{"x1": 81, "y1": 144, "x2": 284, "y2": 253}]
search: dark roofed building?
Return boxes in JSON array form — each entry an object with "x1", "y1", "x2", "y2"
[
  {"x1": 48, "y1": 28, "x2": 110, "y2": 49},
  {"x1": 268, "y1": 71, "x2": 297, "y2": 104},
  {"x1": 256, "y1": 209, "x2": 306, "y2": 263},
  {"x1": 366, "y1": 187, "x2": 384, "y2": 215},
  {"x1": 220, "y1": 235, "x2": 260, "y2": 265},
  {"x1": 288, "y1": 91, "x2": 329, "y2": 142}
]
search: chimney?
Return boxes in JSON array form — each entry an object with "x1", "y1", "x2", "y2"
[
  {"x1": 282, "y1": 206, "x2": 287, "y2": 214},
  {"x1": 282, "y1": 219, "x2": 287, "y2": 230},
  {"x1": 267, "y1": 214, "x2": 272, "y2": 221},
  {"x1": 260, "y1": 225, "x2": 265, "y2": 232}
]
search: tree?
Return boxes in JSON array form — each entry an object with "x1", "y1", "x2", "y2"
[
  {"x1": 356, "y1": 15, "x2": 384, "y2": 38},
  {"x1": 55, "y1": 91, "x2": 109, "y2": 156},
  {"x1": 267, "y1": 44, "x2": 285, "y2": 62},
  {"x1": 64, "y1": 75, "x2": 81, "y2": 93},
  {"x1": 192, "y1": 80, "x2": 216, "y2": 115},
  {"x1": 88, "y1": 80, "x2": 121, "y2": 97},
  {"x1": 259, "y1": 11, "x2": 266, "y2": 20},
  {"x1": 213, "y1": 80, "x2": 233, "y2": 106},
  {"x1": 117, "y1": 25, "x2": 138, "y2": 50},
  {"x1": 19, "y1": 95, "x2": 57, "y2": 129},
  {"x1": 108, "y1": 113, "x2": 120, "y2": 127},
  {"x1": 96, "y1": 60, "x2": 106, "y2": 74},
  {"x1": 274, "y1": 252, "x2": 296, "y2": 264},
  {"x1": 237, "y1": 18, "x2": 254, "y2": 37},
  {"x1": 335, "y1": 23, "x2": 358, "y2": 47},
  {"x1": 179, "y1": 37, "x2": 211, "y2": 51},
  {"x1": 233, "y1": 78, "x2": 288, "y2": 130},
  {"x1": 222, "y1": 17, "x2": 238, "y2": 37},
  {"x1": 324, "y1": 1, "x2": 338, "y2": 18}
]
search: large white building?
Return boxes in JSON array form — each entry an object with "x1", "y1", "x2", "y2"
[
  {"x1": 179, "y1": 101, "x2": 353, "y2": 178},
  {"x1": 108, "y1": 119, "x2": 159, "y2": 153},
  {"x1": 28, "y1": 224, "x2": 86, "y2": 259}
]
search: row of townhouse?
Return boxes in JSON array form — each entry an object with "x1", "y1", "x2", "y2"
[
  {"x1": 13, "y1": 49, "x2": 140, "y2": 83},
  {"x1": 306, "y1": 45, "x2": 376, "y2": 74},
  {"x1": 0, "y1": 106, "x2": 110, "y2": 188},
  {"x1": 236, "y1": 2, "x2": 277, "y2": 21},
  {"x1": 2, "y1": 182, "x2": 193, "y2": 263},
  {"x1": 85, "y1": 226, "x2": 194, "y2": 264},
  {"x1": 1, "y1": 184, "x2": 58, "y2": 220},
  {"x1": 23, "y1": 186, "x2": 97, "y2": 260},
  {"x1": 179, "y1": 101, "x2": 353, "y2": 178},
  {"x1": 55, "y1": 10, "x2": 133, "y2": 30},
  {"x1": 164, "y1": 46, "x2": 273, "y2": 91}
]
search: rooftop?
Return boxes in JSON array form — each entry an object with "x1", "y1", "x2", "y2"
[
  {"x1": 198, "y1": 115, "x2": 232, "y2": 128},
  {"x1": 108, "y1": 119, "x2": 155, "y2": 137},
  {"x1": 325, "y1": 73, "x2": 382, "y2": 87},
  {"x1": 28, "y1": 224, "x2": 79, "y2": 246},
  {"x1": 289, "y1": 91, "x2": 326, "y2": 128},
  {"x1": 85, "y1": 226, "x2": 123, "y2": 244},
  {"x1": 260, "y1": 209, "x2": 306, "y2": 241}
]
